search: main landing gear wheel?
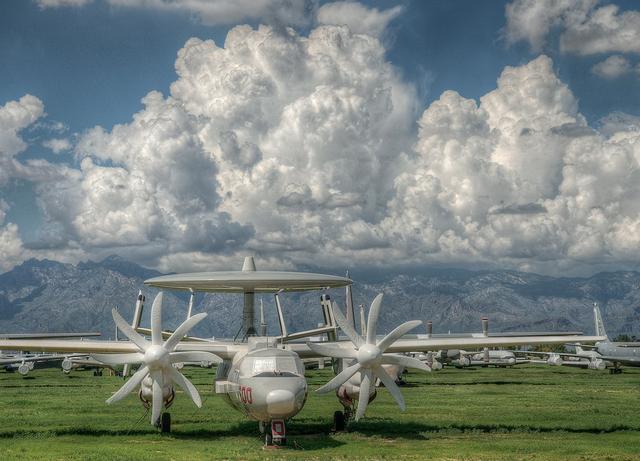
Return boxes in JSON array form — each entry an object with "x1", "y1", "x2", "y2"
[
  {"x1": 333, "y1": 410, "x2": 346, "y2": 432},
  {"x1": 160, "y1": 412, "x2": 171, "y2": 433},
  {"x1": 264, "y1": 432, "x2": 273, "y2": 446}
]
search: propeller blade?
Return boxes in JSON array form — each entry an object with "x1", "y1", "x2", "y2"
[
  {"x1": 150, "y1": 370, "x2": 164, "y2": 426},
  {"x1": 355, "y1": 368, "x2": 372, "y2": 421},
  {"x1": 112, "y1": 308, "x2": 148, "y2": 351},
  {"x1": 366, "y1": 294, "x2": 384, "y2": 345},
  {"x1": 169, "y1": 351, "x2": 222, "y2": 364},
  {"x1": 168, "y1": 366, "x2": 202, "y2": 407},
  {"x1": 380, "y1": 354, "x2": 431, "y2": 372},
  {"x1": 164, "y1": 313, "x2": 208, "y2": 352},
  {"x1": 316, "y1": 362, "x2": 361, "y2": 394},
  {"x1": 331, "y1": 301, "x2": 363, "y2": 347},
  {"x1": 373, "y1": 365, "x2": 405, "y2": 411},
  {"x1": 106, "y1": 365, "x2": 149, "y2": 404},
  {"x1": 306, "y1": 342, "x2": 358, "y2": 359},
  {"x1": 377, "y1": 320, "x2": 422, "y2": 352},
  {"x1": 92, "y1": 352, "x2": 143, "y2": 366},
  {"x1": 151, "y1": 293, "x2": 164, "y2": 346}
]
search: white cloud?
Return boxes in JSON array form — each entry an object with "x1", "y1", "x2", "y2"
[
  {"x1": 0, "y1": 94, "x2": 45, "y2": 185},
  {"x1": 43, "y1": 137, "x2": 72, "y2": 154},
  {"x1": 505, "y1": 0, "x2": 640, "y2": 55},
  {"x1": 591, "y1": 55, "x2": 632, "y2": 79},
  {"x1": 504, "y1": 0, "x2": 596, "y2": 52},
  {"x1": 36, "y1": 0, "x2": 92, "y2": 7},
  {"x1": 107, "y1": 0, "x2": 314, "y2": 26},
  {"x1": 316, "y1": 1, "x2": 404, "y2": 37},
  {"x1": 4, "y1": 22, "x2": 640, "y2": 276}
]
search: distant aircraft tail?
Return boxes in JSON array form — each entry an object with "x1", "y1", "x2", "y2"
[{"x1": 593, "y1": 303, "x2": 609, "y2": 340}]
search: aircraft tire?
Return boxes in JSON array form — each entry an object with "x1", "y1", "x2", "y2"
[
  {"x1": 333, "y1": 410, "x2": 346, "y2": 431},
  {"x1": 160, "y1": 413, "x2": 171, "y2": 433}
]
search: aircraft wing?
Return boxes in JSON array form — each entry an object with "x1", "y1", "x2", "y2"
[
  {"x1": 0, "y1": 339, "x2": 246, "y2": 361},
  {"x1": 597, "y1": 355, "x2": 640, "y2": 366},
  {"x1": 291, "y1": 335, "x2": 606, "y2": 359}
]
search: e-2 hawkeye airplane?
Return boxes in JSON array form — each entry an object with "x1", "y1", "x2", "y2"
[{"x1": 0, "y1": 257, "x2": 605, "y2": 445}]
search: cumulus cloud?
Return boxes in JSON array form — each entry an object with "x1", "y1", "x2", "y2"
[
  {"x1": 316, "y1": 1, "x2": 404, "y2": 37},
  {"x1": 0, "y1": 94, "x2": 45, "y2": 185},
  {"x1": 505, "y1": 0, "x2": 640, "y2": 55},
  {"x1": 43, "y1": 137, "x2": 72, "y2": 154},
  {"x1": 4, "y1": 22, "x2": 640, "y2": 276},
  {"x1": 591, "y1": 55, "x2": 632, "y2": 79}
]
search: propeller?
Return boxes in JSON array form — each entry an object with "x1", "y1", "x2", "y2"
[
  {"x1": 307, "y1": 293, "x2": 430, "y2": 421},
  {"x1": 94, "y1": 292, "x2": 221, "y2": 426}
]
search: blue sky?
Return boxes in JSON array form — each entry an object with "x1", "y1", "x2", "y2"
[{"x1": 1, "y1": 0, "x2": 640, "y2": 275}]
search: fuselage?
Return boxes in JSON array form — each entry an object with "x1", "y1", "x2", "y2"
[{"x1": 215, "y1": 346, "x2": 308, "y2": 422}]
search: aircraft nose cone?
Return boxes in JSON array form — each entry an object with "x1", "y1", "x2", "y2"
[{"x1": 266, "y1": 389, "x2": 296, "y2": 415}]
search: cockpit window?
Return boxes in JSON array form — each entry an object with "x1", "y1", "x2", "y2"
[{"x1": 240, "y1": 355, "x2": 302, "y2": 377}]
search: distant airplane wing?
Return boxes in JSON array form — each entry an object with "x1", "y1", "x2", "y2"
[
  {"x1": 0, "y1": 332, "x2": 101, "y2": 339},
  {"x1": 0, "y1": 339, "x2": 246, "y2": 361},
  {"x1": 597, "y1": 356, "x2": 640, "y2": 366},
  {"x1": 291, "y1": 335, "x2": 606, "y2": 359}
]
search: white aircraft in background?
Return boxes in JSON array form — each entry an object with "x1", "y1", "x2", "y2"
[
  {"x1": 516, "y1": 303, "x2": 640, "y2": 373},
  {"x1": 0, "y1": 332, "x2": 101, "y2": 375},
  {"x1": 0, "y1": 257, "x2": 605, "y2": 446}
]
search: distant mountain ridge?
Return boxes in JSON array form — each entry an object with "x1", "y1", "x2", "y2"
[{"x1": 0, "y1": 256, "x2": 638, "y2": 339}]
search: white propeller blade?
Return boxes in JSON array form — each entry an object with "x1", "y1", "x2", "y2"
[
  {"x1": 168, "y1": 366, "x2": 202, "y2": 407},
  {"x1": 380, "y1": 354, "x2": 431, "y2": 372},
  {"x1": 151, "y1": 370, "x2": 163, "y2": 426},
  {"x1": 164, "y1": 313, "x2": 207, "y2": 351},
  {"x1": 366, "y1": 294, "x2": 384, "y2": 345},
  {"x1": 111, "y1": 309, "x2": 149, "y2": 351},
  {"x1": 377, "y1": 320, "x2": 423, "y2": 352},
  {"x1": 355, "y1": 369, "x2": 372, "y2": 421},
  {"x1": 316, "y1": 362, "x2": 361, "y2": 394},
  {"x1": 151, "y1": 293, "x2": 164, "y2": 346},
  {"x1": 373, "y1": 365, "x2": 405, "y2": 411},
  {"x1": 307, "y1": 342, "x2": 358, "y2": 359},
  {"x1": 106, "y1": 365, "x2": 149, "y2": 404},
  {"x1": 330, "y1": 302, "x2": 363, "y2": 347}
]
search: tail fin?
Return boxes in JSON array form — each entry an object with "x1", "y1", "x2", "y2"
[{"x1": 593, "y1": 302, "x2": 609, "y2": 340}]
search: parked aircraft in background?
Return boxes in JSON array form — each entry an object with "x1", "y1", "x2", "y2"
[
  {"x1": 568, "y1": 303, "x2": 640, "y2": 373},
  {"x1": 0, "y1": 257, "x2": 605, "y2": 446}
]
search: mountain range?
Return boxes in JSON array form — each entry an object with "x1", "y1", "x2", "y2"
[{"x1": 0, "y1": 256, "x2": 638, "y2": 339}]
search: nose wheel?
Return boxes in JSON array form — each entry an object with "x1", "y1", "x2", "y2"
[{"x1": 262, "y1": 420, "x2": 286, "y2": 447}]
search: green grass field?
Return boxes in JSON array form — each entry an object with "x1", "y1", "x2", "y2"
[{"x1": 1, "y1": 364, "x2": 639, "y2": 460}]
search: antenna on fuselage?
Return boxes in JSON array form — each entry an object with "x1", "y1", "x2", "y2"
[
  {"x1": 240, "y1": 256, "x2": 257, "y2": 340},
  {"x1": 187, "y1": 289, "x2": 195, "y2": 319},
  {"x1": 359, "y1": 304, "x2": 367, "y2": 336},
  {"x1": 259, "y1": 298, "x2": 267, "y2": 337},
  {"x1": 345, "y1": 270, "x2": 355, "y2": 329}
]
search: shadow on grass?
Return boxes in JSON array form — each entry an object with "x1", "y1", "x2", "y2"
[
  {"x1": 1, "y1": 418, "x2": 637, "y2": 443},
  {"x1": 347, "y1": 419, "x2": 640, "y2": 439}
]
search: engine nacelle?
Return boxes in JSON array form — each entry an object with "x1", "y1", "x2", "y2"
[
  {"x1": 61, "y1": 358, "x2": 73, "y2": 373},
  {"x1": 547, "y1": 354, "x2": 562, "y2": 366},
  {"x1": 18, "y1": 363, "x2": 30, "y2": 375},
  {"x1": 139, "y1": 375, "x2": 175, "y2": 409},
  {"x1": 588, "y1": 358, "x2": 606, "y2": 370}
]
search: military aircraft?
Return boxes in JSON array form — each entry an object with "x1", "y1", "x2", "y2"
[
  {"x1": 567, "y1": 303, "x2": 640, "y2": 373},
  {"x1": 0, "y1": 257, "x2": 605, "y2": 445},
  {"x1": 0, "y1": 332, "x2": 101, "y2": 375}
]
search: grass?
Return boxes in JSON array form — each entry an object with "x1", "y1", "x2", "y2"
[{"x1": 1, "y1": 364, "x2": 639, "y2": 460}]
